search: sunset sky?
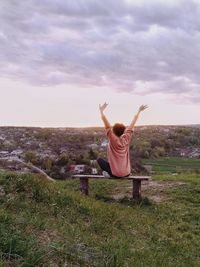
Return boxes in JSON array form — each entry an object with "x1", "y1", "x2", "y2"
[{"x1": 0, "y1": 0, "x2": 200, "y2": 127}]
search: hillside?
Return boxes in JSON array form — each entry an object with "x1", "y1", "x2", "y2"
[
  {"x1": 0, "y1": 126, "x2": 200, "y2": 178},
  {"x1": 0, "y1": 171, "x2": 199, "y2": 266}
]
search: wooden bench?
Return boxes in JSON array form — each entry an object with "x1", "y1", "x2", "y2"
[{"x1": 72, "y1": 175, "x2": 151, "y2": 199}]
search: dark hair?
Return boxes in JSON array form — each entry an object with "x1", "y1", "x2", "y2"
[{"x1": 113, "y1": 123, "x2": 126, "y2": 137}]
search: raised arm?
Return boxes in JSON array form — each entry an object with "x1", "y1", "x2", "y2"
[
  {"x1": 129, "y1": 105, "x2": 148, "y2": 130},
  {"x1": 99, "y1": 102, "x2": 111, "y2": 129}
]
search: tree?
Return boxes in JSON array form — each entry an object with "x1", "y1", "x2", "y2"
[
  {"x1": 152, "y1": 147, "x2": 165, "y2": 158},
  {"x1": 88, "y1": 148, "x2": 98, "y2": 160},
  {"x1": 141, "y1": 150, "x2": 150, "y2": 159},
  {"x1": 25, "y1": 151, "x2": 37, "y2": 163},
  {"x1": 57, "y1": 153, "x2": 69, "y2": 166},
  {"x1": 42, "y1": 157, "x2": 53, "y2": 171}
]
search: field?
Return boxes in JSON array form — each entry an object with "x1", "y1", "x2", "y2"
[
  {"x1": 0, "y1": 170, "x2": 200, "y2": 267},
  {"x1": 143, "y1": 157, "x2": 200, "y2": 173}
]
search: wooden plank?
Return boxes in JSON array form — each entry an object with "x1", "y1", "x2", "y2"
[
  {"x1": 72, "y1": 175, "x2": 150, "y2": 181},
  {"x1": 80, "y1": 177, "x2": 89, "y2": 195},
  {"x1": 132, "y1": 180, "x2": 141, "y2": 199}
]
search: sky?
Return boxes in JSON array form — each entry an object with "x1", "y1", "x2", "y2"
[{"x1": 0, "y1": 0, "x2": 200, "y2": 127}]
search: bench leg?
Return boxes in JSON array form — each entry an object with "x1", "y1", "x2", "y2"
[
  {"x1": 132, "y1": 180, "x2": 141, "y2": 199},
  {"x1": 80, "y1": 178, "x2": 89, "y2": 196}
]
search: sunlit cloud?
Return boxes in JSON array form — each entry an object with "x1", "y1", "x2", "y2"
[{"x1": 1, "y1": 0, "x2": 200, "y2": 102}]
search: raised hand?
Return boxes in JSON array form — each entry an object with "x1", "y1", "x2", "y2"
[
  {"x1": 99, "y1": 102, "x2": 111, "y2": 129},
  {"x1": 99, "y1": 102, "x2": 108, "y2": 114},
  {"x1": 139, "y1": 105, "x2": 148, "y2": 112}
]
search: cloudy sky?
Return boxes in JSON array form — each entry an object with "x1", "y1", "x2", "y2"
[{"x1": 0, "y1": 0, "x2": 200, "y2": 127}]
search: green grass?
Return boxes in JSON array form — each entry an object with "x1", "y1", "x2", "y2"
[
  {"x1": 0, "y1": 171, "x2": 200, "y2": 266},
  {"x1": 143, "y1": 157, "x2": 200, "y2": 173}
]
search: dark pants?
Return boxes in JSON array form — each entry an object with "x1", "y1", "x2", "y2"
[
  {"x1": 97, "y1": 158, "x2": 113, "y2": 176},
  {"x1": 97, "y1": 158, "x2": 130, "y2": 178}
]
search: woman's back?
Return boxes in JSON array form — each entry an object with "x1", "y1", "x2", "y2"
[{"x1": 107, "y1": 127, "x2": 133, "y2": 177}]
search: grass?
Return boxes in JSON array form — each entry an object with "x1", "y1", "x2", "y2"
[
  {"x1": 0, "y1": 171, "x2": 199, "y2": 266},
  {"x1": 143, "y1": 157, "x2": 200, "y2": 173}
]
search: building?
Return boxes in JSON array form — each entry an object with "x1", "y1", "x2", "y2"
[
  {"x1": 101, "y1": 140, "x2": 108, "y2": 147},
  {"x1": 70, "y1": 164, "x2": 86, "y2": 174},
  {"x1": 91, "y1": 168, "x2": 98, "y2": 174},
  {"x1": 11, "y1": 149, "x2": 23, "y2": 156},
  {"x1": 88, "y1": 143, "x2": 98, "y2": 150}
]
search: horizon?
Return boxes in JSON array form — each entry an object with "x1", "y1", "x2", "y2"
[
  {"x1": 0, "y1": 123, "x2": 200, "y2": 129},
  {"x1": 1, "y1": 1, "x2": 200, "y2": 127}
]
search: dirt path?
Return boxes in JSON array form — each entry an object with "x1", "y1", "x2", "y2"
[{"x1": 112, "y1": 180, "x2": 186, "y2": 203}]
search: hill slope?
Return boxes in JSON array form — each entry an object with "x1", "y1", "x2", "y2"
[{"x1": 0, "y1": 172, "x2": 199, "y2": 266}]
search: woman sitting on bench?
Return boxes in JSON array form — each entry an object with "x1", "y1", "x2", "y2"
[{"x1": 97, "y1": 103, "x2": 148, "y2": 177}]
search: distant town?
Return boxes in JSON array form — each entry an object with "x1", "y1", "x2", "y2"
[{"x1": 0, "y1": 125, "x2": 200, "y2": 179}]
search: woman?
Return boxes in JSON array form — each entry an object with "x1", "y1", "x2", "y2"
[{"x1": 97, "y1": 103, "x2": 148, "y2": 177}]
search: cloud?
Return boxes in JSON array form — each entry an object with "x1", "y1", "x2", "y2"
[{"x1": 1, "y1": 0, "x2": 200, "y2": 102}]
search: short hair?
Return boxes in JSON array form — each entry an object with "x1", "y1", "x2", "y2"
[{"x1": 113, "y1": 123, "x2": 126, "y2": 137}]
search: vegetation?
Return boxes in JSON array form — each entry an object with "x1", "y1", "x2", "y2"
[
  {"x1": 0, "y1": 171, "x2": 199, "y2": 266},
  {"x1": 1, "y1": 126, "x2": 200, "y2": 178},
  {"x1": 131, "y1": 126, "x2": 200, "y2": 159},
  {"x1": 143, "y1": 157, "x2": 200, "y2": 173}
]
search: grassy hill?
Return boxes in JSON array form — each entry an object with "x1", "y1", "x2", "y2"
[{"x1": 0, "y1": 171, "x2": 199, "y2": 266}]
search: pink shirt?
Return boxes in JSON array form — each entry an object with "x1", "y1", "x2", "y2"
[{"x1": 106, "y1": 127, "x2": 133, "y2": 177}]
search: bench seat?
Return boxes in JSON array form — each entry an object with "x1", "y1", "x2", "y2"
[{"x1": 72, "y1": 175, "x2": 151, "y2": 199}]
